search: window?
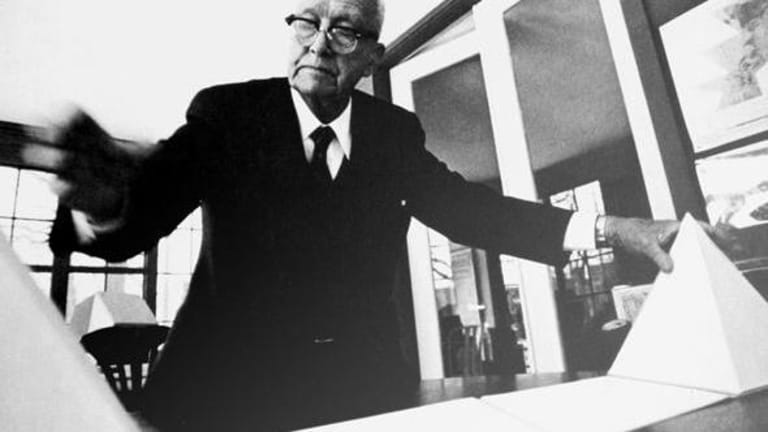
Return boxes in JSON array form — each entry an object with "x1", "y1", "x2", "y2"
[
  {"x1": 549, "y1": 180, "x2": 621, "y2": 370},
  {"x1": 427, "y1": 229, "x2": 487, "y2": 377},
  {"x1": 550, "y1": 181, "x2": 618, "y2": 308},
  {"x1": 66, "y1": 253, "x2": 146, "y2": 320},
  {"x1": 498, "y1": 254, "x2": 529, "y2": 368},
  {"x1": 0, "y1": 167, "x2": 57, "y2": 298},
  {"x1": 427, "y1": 228, "x2": 529, "y2": 375},
  {"x1": 0, "y1": 162, "x2": 201, "y2": 328},
  {"x1": 156, "y1": 209, "x2": 202, "y2": 326}
]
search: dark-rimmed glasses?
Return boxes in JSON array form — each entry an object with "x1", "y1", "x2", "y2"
[{"x1": 285, "y1": 15, "x2": 378, "y2": 54}]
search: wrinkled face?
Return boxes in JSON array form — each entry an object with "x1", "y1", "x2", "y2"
[{"x1": 287, "y1": 0, "x2": 384, "y2": 102}]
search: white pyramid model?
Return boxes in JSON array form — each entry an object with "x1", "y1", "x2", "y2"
[
  {"x1": 0, "y1": 233, "x2": 138, "y2": 431},
  {"x1": 69, "y1": 290, "x2": 157, "y2": 337},
  {"x1": 610, "y1": 214, "x2": 768, "y2": 395}
]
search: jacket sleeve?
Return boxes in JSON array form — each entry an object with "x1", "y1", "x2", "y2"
[
  {"x1": 398, "y1": 112, "x2": 573, "y2": 267},
  {"x1": 50, "y1": 88, "x2": 219, "y2": 262}
]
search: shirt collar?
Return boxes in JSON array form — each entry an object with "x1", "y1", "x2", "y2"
[{"x1": 290, "y1": 88, "x2": 352, "y2": 160}]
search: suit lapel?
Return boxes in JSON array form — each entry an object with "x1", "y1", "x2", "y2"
[
  {"x1": 253, "y1": 86, "x2": 391, "y2": 190},
  {"x1": 258, "y1": 80, "x2": 311, "y2": 188},
  {"x1": 342, "y1": 91, "x2": 387, "y2": 184}
]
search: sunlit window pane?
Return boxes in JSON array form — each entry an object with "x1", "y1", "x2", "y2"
[
  {"x1": 0, "y1": 217, "x2": 11, "y2": 240},
  {"x1": 66, "y1": 273, "x2": 106, "y2": 320},
  {"x1": 500, "y1": 254, "x2": 522, "y2": 287},
  {"x1": 156, "y1": 274, "x2": 190, "y2": 326},
  {"x1": 11, "y1": 220, "x2": 53, "y2": 266},
  {"x1": 428, "y1": 229, "x2": 453, "y2": 291},
  {"x1": 178, "y1": 207, "x2": 202, "y2": 229},
  {"x1": 15, "y1": 171, "x2": 57, "y2": 220},
  {"x1": 574, "y1": 181, "x2": 605, "y2": 214},
  {"x1": 70, "y1": 252, "x2": 106, "y2": 267},
  {"x1": 30, "y1": 272, "x2": 52, "y2": 297},
  {"x1": 106, "y1": 274, "x2": 144, "y2": 297},
  {"x1": 191, "y1": 230, "x2": 202, "y2": 262},
  {"x1": 158, "y1": 230, "x2": 195, "y2": 274},
  {"x1": 0, "y1": 167, "x2": 19, "y2": 217},
  {"x1": 107, "y1": 254, "x2": 145, "y2": 268}
]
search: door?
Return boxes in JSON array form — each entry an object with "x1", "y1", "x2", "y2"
[{"x1": 390, "y1": 2, "x2": 566, "y2": 378}]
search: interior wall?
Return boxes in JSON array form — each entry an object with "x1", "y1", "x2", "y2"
[
  {"x1": 618, "y1": 0, "x2": 709, "y2": 219},
  {"x1": 504, "y1": 0, "x2": 632, "y2": 171},
  {"x1": 642, "y1": 0, "x2": 707, "y2": 26}
]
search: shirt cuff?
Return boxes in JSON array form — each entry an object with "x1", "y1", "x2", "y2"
[
  {"x1": 562, "y1": 211, "x2": 599, "y2": 251},
  {"x1": 70, "y1": 210, "x2": 124, "y2": 245}
]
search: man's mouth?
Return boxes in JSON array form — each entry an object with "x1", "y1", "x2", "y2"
[{"x1": 298, "y1": 65, "x2": 336, "y2": 76}]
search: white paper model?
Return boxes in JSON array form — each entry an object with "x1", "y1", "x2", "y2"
[{"x1": 0, "y1": 233, "x2": 139, "y2": 432}]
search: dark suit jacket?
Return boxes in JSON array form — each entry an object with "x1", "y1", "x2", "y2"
[{"x1": 51, "y1": 78, "x2": 572, "y2": 430}]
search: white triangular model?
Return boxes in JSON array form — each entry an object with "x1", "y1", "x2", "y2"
[
  {"x1": 0, "y1": 233, "x2": 138, "y2": 431},
  {"x1": 69, "y1": 291, "x2": 157, "y2": 337},
  {"x1": 610, "y1": 214, "x2": 768, "y2": 395}
]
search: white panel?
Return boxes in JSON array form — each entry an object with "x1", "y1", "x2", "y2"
[
  {"x1": 302, "y1": 398, "x2": 541, "y2": 431},
  {"x1": 599, "y1": 0, "x2": 677, "y2": 219},
  {"x1": 0, "y1": 233, "x2": 138, "y2": 431},
  {"x1": 392, "y1": 34, "x2": 480, "y2": 380},
  {"x1": 482, "y1": 376, "x2": 727, "y2": 432},
  {"x1": 406, "y1": 220, "x2": 444, "y2": 379},
  {"x1": 473, "y1": 0, "x2": 565, "y2": 372}
]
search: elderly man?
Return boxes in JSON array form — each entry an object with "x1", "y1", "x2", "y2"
[{"x1": 27, "y1": 0, "x2": 711, "y2": 430}]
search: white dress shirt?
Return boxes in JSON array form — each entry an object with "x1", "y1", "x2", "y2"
[
  {"x1": 288, "y1": 88, "x2": 596, "y2": 250},
  {"x1": 290, "y1": 89, "x2": 350, "y2": 179},
  {"x1": 73, "y1": 90, "x2": 597, "y2": 251}
]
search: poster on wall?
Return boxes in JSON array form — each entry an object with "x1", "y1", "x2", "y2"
[
  {"x1": 661, "y1": 0, "x2": 768, "y2": 153},
  {"x1": 696, "y1": 140, "x2": 768, "y2": 229},
  {"x1": 695, "y1": 139, "x2": 768, "y2": 263}
]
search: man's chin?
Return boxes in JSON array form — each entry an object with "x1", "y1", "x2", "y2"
[{"x1": 291, "y1": 79, "x2": 337, "y2": 99}]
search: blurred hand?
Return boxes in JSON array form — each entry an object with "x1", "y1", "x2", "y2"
[
  {"x1": 22, "y1": 109, "x2": 148, "y2": 222},
  {"x1": 604, "y1": 216, "x2": 736, "y2": 273}
]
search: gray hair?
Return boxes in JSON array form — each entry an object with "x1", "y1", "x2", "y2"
[
  {"x1": 289, "y1": 0, "x2": 387, "y2": 38},
  {"x1": 372, "y1": 0, "x2": 386, "y2": 38}
]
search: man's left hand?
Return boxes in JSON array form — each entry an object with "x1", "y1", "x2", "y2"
[{"x1": 603, "y1": 216, "x2": 735, "y2": 273}]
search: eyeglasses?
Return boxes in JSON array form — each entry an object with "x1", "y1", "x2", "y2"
[{"x1": 285, "y1": 15, "x2": 378, "y2": 54}]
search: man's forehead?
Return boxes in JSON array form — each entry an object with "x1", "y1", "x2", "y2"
[{"x1": 294, "y1": 0, "x2": 377, "y2": 21}]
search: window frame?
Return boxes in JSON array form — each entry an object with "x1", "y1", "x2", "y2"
[{"x1": 0, "y1": 120, "x2": 198, "y2": 325}]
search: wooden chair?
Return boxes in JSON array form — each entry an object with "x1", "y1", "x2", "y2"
[{"x1": 81, "y1": 324, "x2": 170, "y2": 411}]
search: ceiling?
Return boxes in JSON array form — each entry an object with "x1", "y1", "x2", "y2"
[{"x1": 404, "y1": 0, "x2": 633, "y2": 184}]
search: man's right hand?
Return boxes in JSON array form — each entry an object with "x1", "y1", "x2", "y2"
[{"x1": 22, "y1": 109, "x2": 147, "y2": 222}]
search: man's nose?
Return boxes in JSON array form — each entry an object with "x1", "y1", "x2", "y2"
[{"x1": 309, "y1": 30, "x2": 332, "y2": 55}]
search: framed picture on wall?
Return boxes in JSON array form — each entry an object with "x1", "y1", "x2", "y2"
[
  {"x1": 696, "y1": 139, "x2": 768, "y2": 229},
  {"x1": 661, "y1": 0, "x2": 768, "y2": 153},
  {"x1": 695, "y1": 139, "x2": 768, "y2": 265}
]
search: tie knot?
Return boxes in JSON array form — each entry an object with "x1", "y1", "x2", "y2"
[{"x1": 310, "y1": 126, "x2": 336, "y2": 160}]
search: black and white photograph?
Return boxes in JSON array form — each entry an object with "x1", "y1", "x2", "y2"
[{"x1": 1, "y1": 0, "x2": 767, "y2": 431}]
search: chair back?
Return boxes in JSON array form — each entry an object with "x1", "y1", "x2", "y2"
[{"x1": 81, "y1": 324, "x2": 170, "y2": 411}]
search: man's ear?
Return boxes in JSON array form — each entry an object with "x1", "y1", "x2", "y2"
[{"x1": 363, "y1": 43, "x2": 386, "y2": 77}]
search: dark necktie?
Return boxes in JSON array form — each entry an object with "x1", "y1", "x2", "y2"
[{"x1": 309, "y1": 126, "x2": 336, "y2": 183}]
